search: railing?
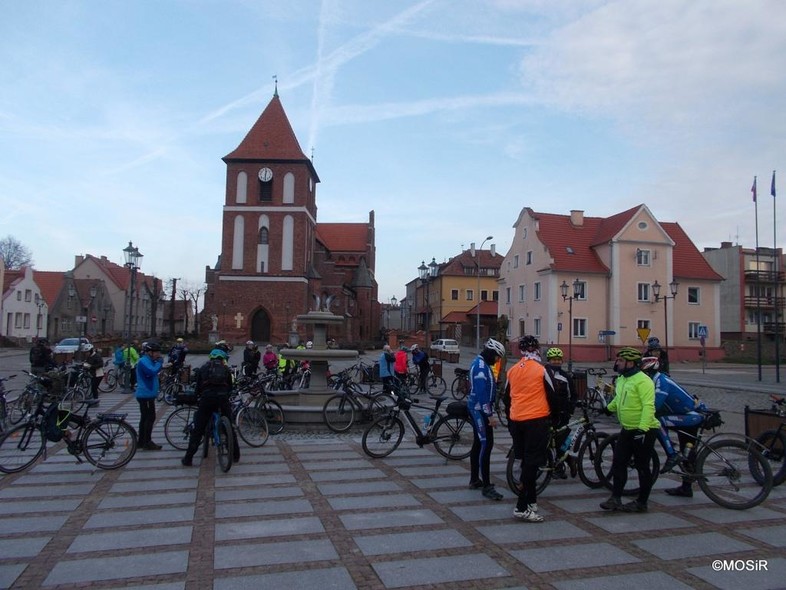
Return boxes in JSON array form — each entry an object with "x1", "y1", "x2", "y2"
[
  {"x1": 762, "y1": 322, "x2": 786, "y2": 334},
  {"x1": 744, "y1": 296, "x2": 785, "y2": 308},
  {"x1": 744, "y1": 269, "x2": 786, "y2": 283}
]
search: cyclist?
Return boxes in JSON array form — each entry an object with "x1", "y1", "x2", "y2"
[
  {"x1": 640, "y1": 356, "x2": 704, "y2": 497},
  {"x1": 181, "y1": 347, "x2": 240, "y2": 466},
  {"x1": 600, "y1": 347, "x2": 659, "y2": 513},
  {"x1": 644, "y1": 336, "x2": 670, "y2": 374},
  {"x1": 135, "y1": 341, "x2": 164, "y2": 450},
  {"x1": 378, "y1": 344, "x2": 396, "y2": 395},
  {"x1": 242, "y1": 340, "x2": 261, "y2": 377},
  {"x1": 410, "y1": 344, "x2": 430, "y2": 393},
  {"x1": 467, "y1": 338, "x2": 506, "y2": 501},
  {"x1": 544, "y1": 347, "x2": 576, "y2": 478},
  {"x1": 394, "y1": 345, "x2": 409, "y2": 383},
  {"x1": 167, "y1": 338, "x2": 189, "y2": 376},
  {"x1": 519, "y1": 334, "x2": 542, "y2": 362},
  {"x1": 29, "y1": 338, "x2": 55, "y2": 376}
]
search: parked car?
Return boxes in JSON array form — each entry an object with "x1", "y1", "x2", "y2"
[
  {"x1": 430, "y1": 339, "x2": 460, "y2": 353},
  {"x1": 53, "y1": 337, "x2": 94, "y2": 354}
]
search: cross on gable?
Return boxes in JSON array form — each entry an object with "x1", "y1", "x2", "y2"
[{"x1": 234, "y1": 312, "x2": 244, "y2": 329}]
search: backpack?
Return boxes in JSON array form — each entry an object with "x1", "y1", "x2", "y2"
[
  {"x1": 43, "y1": 404, "x2": 69, "y2": 442},
  {"x1": 205, "y1": 359, "x2": 230, "y2": 388}
]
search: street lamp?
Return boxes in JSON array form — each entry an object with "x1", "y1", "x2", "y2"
[
  {"x1": 35, "y1": 293, "x2": 46, "y2": 339},
  {"x1": 474, "y1": 236, "x2": 493, "y2": 350},
  {"x1": 652, "y1": 279, "x2": 679, "y2": 351},
  {"x1": 418, "y1": 258, "x2": 438, "y2": 344},
  {"x1": 123, "y1": 241, "x2": 144, "y2": 340},
  {"x1": 560, "y1": 278, "x2": 582, "y2": 373}
]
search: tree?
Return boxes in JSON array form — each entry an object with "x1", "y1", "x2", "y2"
[
  {"x1": 0, "y1": 236, "x2": 33, "y2": 269},
  {"x1": 179, "y1": 280, "x2": 205, "y2": 336}
]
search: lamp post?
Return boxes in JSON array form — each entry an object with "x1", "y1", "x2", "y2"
[
  {"x1": 418, "y1": 258, "x2": 438, "y2": 345},
  {"x1": 123, "y1": 241, "x2": 144, "y2": 341},
  {"x1": 474, "y1": 235, "x2": 493, "y2": 350},
  {"x1": 35, "y1": 294, "x2": 46, "y2": 339},
  {"x1": 652, "y1": 279, "x2": 679, "y2": 351},
  {"x1": 560, "y1": 278, "x2": 582, "y2": 373}
]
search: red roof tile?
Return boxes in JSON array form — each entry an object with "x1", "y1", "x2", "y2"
[
  {"x1": 662, "y1": 222, "x2": 724, "y2": 281},
  {"x1": 464, "y1": 301, "x2": 498, "y2": 316},
  {"x1": 32, "y1": 271, "x2": 64, "y2": 306},
  {"x1": 316, "y1": 224, "x2": 368, "y2": 253},
  {"x1": 438, "y1": 249, "x2": 502, "y2": 276}
]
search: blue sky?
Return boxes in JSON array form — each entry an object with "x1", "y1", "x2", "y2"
[{"x1": 2, "y1": 0, "x2": 785, "y2": 304}]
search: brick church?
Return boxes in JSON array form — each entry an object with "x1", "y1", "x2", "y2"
[{"x1": 202, "y1": 91, "x2": 379, "y2": 346}]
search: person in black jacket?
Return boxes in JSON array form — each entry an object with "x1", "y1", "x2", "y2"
[
  {"x1": 242, "y1": 340, "x2": 261, "y2": 377},
  {"x1": 30, "y1": 338, "x2": 55, "y2": 376}
]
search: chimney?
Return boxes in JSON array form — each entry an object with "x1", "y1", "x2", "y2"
[
  {"x1": 75, "y1": 255, "x2": 84, "y2": 266},
  {"x1": 721, "y1": 241, "x2": 732, "y2": 249},
  {"x1": 570, "y1": 210, "x2": 584, "y2": 227}
]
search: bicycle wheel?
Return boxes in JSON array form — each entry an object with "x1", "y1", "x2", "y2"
[
  {"x1": 164, "y1": 406, "x2": 197, "y2": 451},
  {"x1": 697, "y1": 438, "x2": 772, "y2": 509},
  {"x1": 428, "y1": 376, "x2": 447, "y2": 396},
  {"x1": 216, "y1": 416, "x2": 233, "y2": 473},
  {"x1": 98, "y1": 369, "x2": 118, "y2": 393},
  {"x1": 82, "y1": 419, "x2": 137, "y2": 469},
  {"x1": 236, "y1": 406, "x2": 269, "y2": 447},
  {"x1": 258, "y1": 399, "x2": 285, "y2": 434},
  {"x1": 362, "y1": 415, "x2": 404, "y2": 458},
  {"x1": 576, "y1": 431, "x2": 607, "y2": 489},
  {"x1": 407, "y1": 374, "x2": 420, "y2": 395},
  {"x1": 451, "y1": 376, "x2": 468, "y2": 400},
  {"x1": 495, "y1": 399, "x2": 508, "y2": 428},
  {"x1": 756, "y1": 429, "x2": 786, "y2": 486},
  {"x1": 0, "y1": 423, "x2": 46, "y2": 473},
  {"x1": 594, "y1": 433, "x2": 660, "y2": 496},
  {"x1": 431, "y1": 415, "x2": 473, "y2": 460},
  {"x1": 505, "y1": 447, "x2": 554, "y2": 496},
  {"x1": 60, "y1": 387, "x2": 87, "y2": 414},
  {"x1": 9, "y1": 390, "x2": 34, "y2": 425},
  {"x1": 322, "y1": 394, "x2": 356, "y2": 433},
  {"x1": 368, "y1": 393, "x2": 395, "y2": 422},
  {"x1": 162, "y1": 383, "x2": 182, "y2": 406}
]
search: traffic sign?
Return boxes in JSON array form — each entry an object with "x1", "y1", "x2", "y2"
[
  {"x1": 557, "y1": 322, "x2": 563, "y2": 332},
  {"x1": 599, "y1": 330, "x2": 616, "y2": 336},
  {"x1": 75, "y1": 315, "x2": 87, "y2": 324},
  {"x1": 697, "y1": 325, "x2": 709, "y2": 338},
  {"x1": 636, "y1": 327, "x2": 651, "y2": 344}
]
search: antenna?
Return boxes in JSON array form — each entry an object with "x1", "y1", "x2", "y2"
[{"x1": 272, "y1": 75, "x2": 278, "y2": 97}]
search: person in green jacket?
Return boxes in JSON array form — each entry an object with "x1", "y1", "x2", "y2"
[{"x1": 600, "y1": 347, "x2": 660, "y2": 513}]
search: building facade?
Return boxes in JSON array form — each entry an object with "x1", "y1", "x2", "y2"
[
  {"x1": 498, "y1": 205, "x2": 723, "y2": 362},
  {"x1": 202, "y1": 92, "x2": 378, "y2": 346}
]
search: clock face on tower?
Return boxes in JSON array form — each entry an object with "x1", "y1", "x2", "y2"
[{"x1": 258, "y1": 167, "x2": 273, "y2": 182}]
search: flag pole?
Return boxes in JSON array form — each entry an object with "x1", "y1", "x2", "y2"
[
  {"x1": 754, "y1": 176, "x2": 762, "y2": 381},
  {"x1": 773, "y1": 170, "x2": 780, "y2": 383}
]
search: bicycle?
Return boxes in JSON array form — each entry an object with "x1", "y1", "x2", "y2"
[
  {"x1": 98, "y1": 360, "x2": 118, "y2": 393},
  {"x1": 595, "y1": 409, "x2": 773, "y2": 509},
  {"x1": 753, "y1": 394, "x2": 786, "y2": 486},
  {"x1": 157, "y1": 370, "x2": 185, "y2": 405},
  {"x1": 407, "y1": 363, "x2": 447, "y2": 396},
  {"x1": 361, "y1": 391, "x2": 474, "y2": 460},
  {"x1": 450, "y1": 368, "x2": 469, "y2": 400},
  {"x1": 0, "y1": 395, "x2": 137, "y2": 473},
  {"x1": 0, "y1": 374, "x2": 18, "y2": 433},
  {"x1": 505, "y1": 401, "x2": 608, "y2": 496},
  {"x1": 201, "y1": 410, "x2": 234, "y2": 473},
  {"x1": 584, "y1": 368, "x2": 614, "y2": 415},
  {"x1": 346, "y1": 360, "x2": 376, "y2": 385},
  {"x1": 322, "y1": 373, "x2": 394, "y2": 433},
  {"x1": 248, "y1": 374, "x2": 286, "y2": 434}
]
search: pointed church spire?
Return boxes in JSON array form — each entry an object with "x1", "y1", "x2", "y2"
[{"x1": 273, "y1": 74, "x2": 278, "y2": 97}]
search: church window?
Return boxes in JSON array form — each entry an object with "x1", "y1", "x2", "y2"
[
  {"x1": 281, "y1": 215, "x2": 294, "y2": 270},
  {"x1": 283, "y1": 172, "x2": 295, "y2": 204},
  {"x1": 232, "y1": 216, "x2": 244, "y2": 270},
  {"x1": 236, "y1": 171, "x2": 247, "y2": 204},
  {"x1": 258, "y1": 227, "x2": 269, "y2": 244}
]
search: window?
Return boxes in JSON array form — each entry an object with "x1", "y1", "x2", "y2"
[
  {"x1": 637, "y1": 319, "x2": 651, "y2": 330},
  {"x1": 637, "y1": 283, "x2": 651, "y2": 302},
  {"x1": 492, "y1": 290, "x2": 499, "y2": 302},
  {"x1": 258, "y1": 227, "x2": 269, "y2": 245},
  {"x1": 526, "y1": 251, "x2": 533, "y2": 265},
  {"x1": 466, "y1": 289, "x2": 474, "y2": 301},
  {"x1": 688, "y1": 322, "x2": 700, "y2": 339},
  {"x1": 636, "y1": 249, "x2": 651, "y2": 266},
  {"x1": 259, "y1": 179, "x2": 272, "y2": 202},
  {"x1": 575, "y1": 281, "x2": 587, "y2": 300},
  {"x1": 522, "y1": 228, "x2": 527, "y2": 239},
  {"x1": 513, "y1": 255, "x2": 519, "y2": 268},
  {"x1": 480, "y1": 290, "x2": 489, "y2": 301},
  {"x1": 534, "y1": 282, "x2": 541, "y2": 301},
  {"x1": 23, "y1": 313, "x2": 30, "y2": 329},
  {"x1": 15, "y1": 313, "x2": 22, "y2": 328},
  {"x1": 16, "y1": 291, "x2": 21, "y2": 301},
  {"x1": 688, "y1": 287, "x2": 700, "y2": 304},
  {"x1": 25, "y1": 290, "x2": 32, "y2": 302},
  {"x1": 451, "y1": 289, "x2": 459, "y2": 301},
  {"x1": 518, "y1": 285, "x2": 525, "y2": 302},
  {"x1": 573, "y1": 318, "x2": 587, "y2": 338},
  {"x1": 534, "y1": 318, "x2": 541, "y2": 337},
  {"x1": 505, "y1": 287, "x2": 511, "y2": 304}
]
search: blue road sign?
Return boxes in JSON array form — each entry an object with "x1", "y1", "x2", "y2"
[{"x1": 698, "y1": 325, "x2": 709, "y2": 338}]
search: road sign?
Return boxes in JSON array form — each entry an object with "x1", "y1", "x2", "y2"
[
  {"x1": 557, "y1": 322, "x2": 563, "y2": 332},
  {"x1": 697, "y1": 325, "x2": 709, "y2": 338},
  {"x1": 91, "y1": 316, "x2": 97, "y2": 323},
  {"x1": 599, "y1": 330, "x2": 616, "y2": 336},
  {"x1": 75, "y1": 315, "x2": 87, "y2": 324},
  {"x1": 636, "y1": 327, "x2": 651, "y2": 344}
]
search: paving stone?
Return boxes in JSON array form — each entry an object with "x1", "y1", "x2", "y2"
[
  {"x1": 0, "y1": 482, "x2": 96, "y2": 498},
  {"x1": 477, "y1": 520, "x2": 589, "y2": 544},
  {"x1": 372, "y1": 553, "x2": 508, "y2": 588},
  {"x1": 116, "y1": 469, "x2": 200, "y2": 481},
  {"x1": 68, "y1": 526, "x2": 193, "y2": 553},
  {"x1": 215, "y1": 498, "x2": 313, "y2": 518},
  {"x1": 0, "y1": 535, "x2": 51, "y2": 558},
  {"x1": 339, "y1": 508, "x2": 443, "y2": 530},
  {"x1": 688, "y1": 557, "x2": 786, "y2": 590},
  {"x1": 15, "y1": 472, "x2": 98, "y2": 485},
  {"x1": 227, "y1": 461, "x2": 291, "y2": 474},
  {"x1": 300, "y1": 459, "x2": 374, "y2": 470},
  {"x1": 428, "y1": 489, "x2": 489, "y2": 503},
  {"x1": 110, "y1": 478, "x2": 198, "y2": 493},
  {"x1": 214, "y1": 539, "x2": 338, "y2": 569},
  {"x1": 212, "y1": 474, "x2": 296, "y2": 487},
  {"x1": 410, "y1": 475, "x2": 468, "y2": 489},
  {"x1": 450, "y1": 502, "x2": 527, "y2": 521},
  {"x1": 510, "y1": 541, "x2": 639, "y2": 572},
  {"x1": 633, "y1": 531, "x2": 755, "y2": 559},
  {"x1": 381, "y1": 456, "x2": 448, "y2": 467},
  {"x1": 689, "y1": 505, "x2": 784, "y2": 524},
  {"x1": 307, "y1": 468, "x2": 387, "y2": 482},
  {"x1": 549, "y1": 496, "x2": 615, "y2": 513},
  {"x1": 94, "y1": 584, "x2": 184, "y2": 590},
  {"x1": 214, "y1": 567, "x2": 356, "y2": 590},
  {"x1": 43, "y1": 550, "x2": 189, "y2": 585},
  {"x1": 1, "y1": 513, "x2": 70, "y2": 533},
  {"x1": 0, "y1": 564, "x2": 27, "y2": 589},
  {"x1": 0, "y1": 497, "x2": 82, "y2": 515},
  {"x1": 586, "y1": 512, "x2": 694, "y2": 533},
  {"x1": 84, "y1": 506, "x2": 195, "y2": 528},
  {"x1": 99, "y1": 490, "x2": 197, "y2": 509},
  {"x1": 394, "y1": 464, "x2": 467, "y2": 476},
  {"x1": 738, "y1": 524, "x2": 786, "y2": 547},
  {"x1": 327, "y1": 493, "x2": 420, "y2": 511},
  {"x1": 354, "y1": 529, "x2": 473, "y2": 556},
  {"x1": 215, "y1": 485, "x2": 303, "y2": 501},
  {"x1": 215, "y1": 516, "x2": 324, "y2": 541},
  {"x1": 317, "y1": 481, "x2": 402, "y2": 495},
  {"x1": 295, "y1": 451, "x2": 362, "y2": 461},
  {"x1": 552, "y1": 570, "x2": 695, "y2": 590}
]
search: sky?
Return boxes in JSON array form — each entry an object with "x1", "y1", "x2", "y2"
[{"x1": 2, "y1": 0, "x2": 786, "y2": 304}]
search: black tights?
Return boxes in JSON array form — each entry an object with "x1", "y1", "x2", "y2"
[
  {"x1": 137, "y1": 398, "x2": 156, "y2": 446},
  {"x1": 611, "y1": 428, "x2": 657, "y2": 503}
]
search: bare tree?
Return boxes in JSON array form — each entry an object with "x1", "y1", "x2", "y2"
[
  {"x1": 179, "y1": 280, "x2": 205, "y2": 336},
  {"x1": 0, "y1": 235, "x2": 33, "y2": 269}
]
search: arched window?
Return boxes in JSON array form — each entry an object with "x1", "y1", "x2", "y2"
[
  {"x1": 258, "y1": 227, "x2": 269, "y2": 244},
  {"x1": 232, "y1": 215, "x2": 244, "y2": 270},
  {"x1": 283, "y1": 172, "x2": 295, "y2": 204},
  {"x1": 236, "y1": 171, "x2": 247, "y2": 204},
  {"x1": 281, "y1": 215, "x2": 294, "y2": 270},
  {"x1": 257, "y1": 215, "x2": 270, "y2": 273}
]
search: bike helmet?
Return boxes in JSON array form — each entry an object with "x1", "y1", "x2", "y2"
[
  {"x1": 646, "y1": 336, "x2": 661, "y2": 349},
  {"x1": 306, "y1": 341, "x2": 313, "y2": 349},
  {"x1": 246, "y1": 340, "x2": 254, "y2": 346},
  {"x1": 176, "y1": 337, "x2": 184, "y2": 343},
  {"x1": 209, "y1": 348, "x2": 229, "y2": 360},
  {"x1": 519, "y1": 335, "x2": 539, "y2": 351},
  {"x1": 143, "y1": 340, "x2": 161, "y2": 353},
  {"x1": 410, "y1": 343, "x2": 419, "y2": 350},
  {"x1": 214, "y1": 340, "x2": 230, "y2": 352},
  {"x1": 484, "y1": 338, "x2": 506, "y2": 357},
  {"x1": 545, "y1": 347, "x2": 564, "y2": 360},
  {"x1": 641, "y1": 356, "x2": 660, "y2": 372},
  {"x1": 616, "y1": 347, "x2": 643, "y2": 362}
]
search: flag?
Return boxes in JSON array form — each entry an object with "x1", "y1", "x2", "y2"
[
  {"x1": 752, "y1": 176, "x2": 757, "y2": 202},
  {"x1": 772, "y1": 170, "x2": 777, "y2": 198}
]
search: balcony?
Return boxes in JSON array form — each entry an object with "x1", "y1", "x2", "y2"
[
  {"x1": 744, "y1": 296, "x2": 785, "y2": 309},
  {"x1": 744, "y1": 269, "x2": 786, "y2": 283},
  {"x1": 763, "y1": 322, "x2": 786, "y2": 334}
]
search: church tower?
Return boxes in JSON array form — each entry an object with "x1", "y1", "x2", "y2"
[{"x1": 203, "y1": 91, "x2": 321, "y2": 344}]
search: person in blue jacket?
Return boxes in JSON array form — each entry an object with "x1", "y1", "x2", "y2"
[
  {"x1": 135, "y1": 341, "x2": 164, "y2": 450},
  {"x1": 467, "y1": 338, "x2": 507, "y2": 500},
  {"x1": 378, "y1": 344, "x2": 396, "y2": 395}
]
